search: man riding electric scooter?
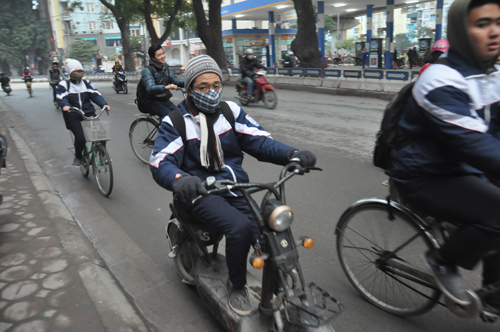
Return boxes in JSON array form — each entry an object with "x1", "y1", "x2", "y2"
[{"x1": 239, "y1": 49, "x2": 266, "y2": 102}]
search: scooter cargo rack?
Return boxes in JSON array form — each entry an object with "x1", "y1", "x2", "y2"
[{"x1": 283, "y1": 282, "x2": 343, "y2": 328}]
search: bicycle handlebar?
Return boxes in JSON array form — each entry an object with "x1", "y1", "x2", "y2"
[{"x1": 69, "y1": 106, "x2": 109, "y2": 120}]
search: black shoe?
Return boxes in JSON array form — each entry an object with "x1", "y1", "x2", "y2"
[
  {"x1": 227, "y1": 280, "x2": 252, "y2": 316},
  {"x1": 422, "y1": 250, "x2": 471, "y2": 305}
]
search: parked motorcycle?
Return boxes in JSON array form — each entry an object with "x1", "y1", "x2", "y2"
[
  {"x1": 113, "y1": 70, "x2": 128, "y2": 94},
  {"x1": 236, "y1": 70, "x2": 277, "y2": 109},
  {"x1": 1, "y1": 84, "x2": 11, "y2": 96},
  {"x1": 166, "y1": 161, "x2": 342, "y2": 332}
]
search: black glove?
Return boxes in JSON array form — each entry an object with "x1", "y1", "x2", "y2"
[
  {"x1": 172, "y1": 175, "x2": 208, "y2": 204},
  {"x1": 291, "y1": 150, "x2": 316, "y2": 168}
]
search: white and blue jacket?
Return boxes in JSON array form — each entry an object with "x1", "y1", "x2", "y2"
[
  {"x1": 391, "y1": 50, "x2": 500, "y2": 182},
  {"x1": 56, "y1": 79, "x2": 107, "y2": 115},
  {"x1": 150, "y1": 100, "x2": 293, "y2": 193}
]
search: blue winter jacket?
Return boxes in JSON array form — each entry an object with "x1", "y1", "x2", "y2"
[
  {"x1": 141, "y1": 60, "x2": 184, "y2": 100},
  {"x1": 150, "y1": 99, "x2": 294, "y2": 193},
  {"x1": 391, "y1": 50, "x2": 500, "y2": 182},
  {"x1": 56, "y1": 79, "x2": 107, "y2": 115}
]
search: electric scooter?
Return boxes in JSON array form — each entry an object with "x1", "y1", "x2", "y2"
[
  {"x1": 236, "y1": 69, "x2": 277, "y2": 110},
  {"x1": 166, "y1": 161, "x2": 342, "y2": 332}
]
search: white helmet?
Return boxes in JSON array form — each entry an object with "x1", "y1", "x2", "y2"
[{"x1": 245, "y1": 48, "x2": 254, "y2": 55}]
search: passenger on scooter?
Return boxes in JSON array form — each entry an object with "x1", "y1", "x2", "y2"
[
  {"x1": 240, "y1": 48, "x2": 265, "y2": 101},
  {"x1": 150, "y1": 55, "x2": 316, "y2": 316},
  {"x1": 391, "y1": 0, "x2": 500, "y2": 319}
]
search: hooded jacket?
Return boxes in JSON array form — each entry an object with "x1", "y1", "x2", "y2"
[
  {"x1": 141, "y1": 60, "x2": 185, "y2": 100},
  {"x1": 391, "y1": 0, "x2": 500, "y2": 183},
  {"x1": 149, "y1": 100, "x2": 293, "y2": 193}
]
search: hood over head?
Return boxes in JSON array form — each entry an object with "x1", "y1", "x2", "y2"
[
  {"x1": 65, "y1": 59, "x2": 84, "y2": 74},
  {"x1": 447, "y1": 0, "x2": 500, "y2": 73}
]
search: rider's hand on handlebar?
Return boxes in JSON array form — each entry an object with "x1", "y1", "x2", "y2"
[
  {"x1": 103, "y1": 105, "x2": 110, "y2": 112},
  {"x1": 165, "y1": 84, "x2": 178, "y2": 90},
  {"x1": 290, "y1": 150, "x2": 317, "y2": 168},
  {"x1": 172, "y1": 174, "x2": 208, "y2": 205},
  {"x1": 62, "y1": 106, "x2": 71, "y2": 112}
]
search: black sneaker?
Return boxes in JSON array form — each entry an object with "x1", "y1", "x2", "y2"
[
  {"x1": 481, "y1": 301, "x2": 500, "y2": 322},
  {"x1": 422, "y1": 250, "x2": 471, "y2": 306},
  {"x1": 73, "y1": 157, "x2": 82, "y2": 168},
  {"x1": 227, "y1": 281, "x2": 252, "y2": 316}
]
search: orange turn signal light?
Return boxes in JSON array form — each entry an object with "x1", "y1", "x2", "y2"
[
  {"x1": 250, "y1": 256, "x2": 265, "y2": 269},
  {"x1": 302, "y1": 237, "x2": 315, "y2": 249}
]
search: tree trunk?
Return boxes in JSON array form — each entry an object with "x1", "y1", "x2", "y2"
[
  {"x1": 192, "y1": 0, "x2": 226, "y2": 68},
  {"x1": 115, "y1": 19, "x2": 134, "y2": 71},
  {"x1": 291, "y1": 0, "x2": 323, "y2": 68}
]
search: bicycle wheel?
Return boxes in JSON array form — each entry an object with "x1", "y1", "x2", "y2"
[
  {"x1": 80, "y1": 147, "x2": 90, "y2": 178},
  {"x1": 129, "y1": 117, "x2": 159, "y2": 164},
  {"x1": 263, "y1": 90, "x2": 277, "y2": 109},
  {"x1": 93, "y1": 144, "x2": 113, "y2": 197},
  {"x1": 336, "y1": 199, "x2": 440, "y2": 316}
]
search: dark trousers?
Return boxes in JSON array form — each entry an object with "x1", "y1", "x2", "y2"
[
  {"x1": 183, "y1": 194, "x2": 260, "y2": 289},
  {"x1": 394, "y1": 174, "x2": 500, "y2": 305},
  {"x1": 62, "y1": 111, "x2": 96, "y2": 160},
  {"x1": 50, "y1": 83, "x2": 58, "y2": 102},
  {"x1": 149, "y1": 99, "x2": 177, "y2": 119}
]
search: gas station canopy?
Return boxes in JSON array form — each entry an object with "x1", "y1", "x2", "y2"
[{"x1": 222, "y1": 0, "x2": 435, "y2": 21}]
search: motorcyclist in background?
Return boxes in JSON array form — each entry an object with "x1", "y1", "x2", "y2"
[
  {"x1": 48, "y1": 62, "x2": 63, "y2": 104},
  {"x1": 239, "y1": 48, "x2": 265, "y2": 101},
  {"x1": 112, "y1": 59, "x2": 124, "y2": 90},
  {"x1": 0, "y1": 72, "x2": 10, "y2": 92}
]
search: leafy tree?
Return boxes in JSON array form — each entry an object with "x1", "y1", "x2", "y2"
[
  {"x1": 98, "y1": 0, "x2": 141, "y2": 71},
  {"x1": 191, "y1": 0, "x2": 226, "y2": 68},
  {"x1": 290, "y1": 0, "x2": 322, "y2": 68},
  {"x1": 67, "y1": 40, "x2": 99, "y2": 63},
  {"x1": 324, "y1": 15, "x2": 337, "y2": 36},
  {"x1": 141, "y1": 0, "x2": 192, "y2": 47},
  {"x1": 394, "y1": 33, "x2": 413, "y2": 53},
  {"x1": 0, "y1": 0, "x2": 50, "y2": 75}
]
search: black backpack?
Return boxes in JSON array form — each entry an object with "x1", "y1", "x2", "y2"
[
  {"x1": 373, "y1": 81, "x2": 414, "y2": 172},
  {"x1": 135, "y1": 65, "x2": 155, "y2": 113},
  {"x1": 169, "y1": 101, "x2": 235, "y2": 144}
]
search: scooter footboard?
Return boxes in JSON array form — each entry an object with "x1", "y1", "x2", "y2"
[{"x1": 283, "y1": 282, "x2": 342, "y2": 328}]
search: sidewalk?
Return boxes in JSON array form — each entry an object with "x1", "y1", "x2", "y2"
[{"x1": 0, "y1": 112, "x2": 149, "y2": 331}]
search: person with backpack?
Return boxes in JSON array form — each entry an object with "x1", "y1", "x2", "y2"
[
  {"x1": 390, "y1": 0, "x2": 500, "y2": 319},
  {"x1": 56, "y1": 59, "x2": 110, "y2": 167},
  {"x1": 139, "y1": 44, "x2": 184, "y2": 118},
  {"x1": 149, "y1": 55, "x2": 316, "y2": 316},
  {"x1": 48, "y1": 62, "x2": 63, "y2": 104}
]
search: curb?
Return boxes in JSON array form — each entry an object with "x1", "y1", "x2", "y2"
[{"x1": 3, "y1": 110, "x2": 150, "y2": 331}]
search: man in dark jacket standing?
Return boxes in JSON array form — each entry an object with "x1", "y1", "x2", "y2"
[
  {"x1": 391, "y1": 0, "x2": 500, "y2": 319},
  {"x1": 239, "y1": 48, "x2": 265, "y2": 101},
  {"x1": 141, "y1": 44, "x2": 185, "y2": 118}
]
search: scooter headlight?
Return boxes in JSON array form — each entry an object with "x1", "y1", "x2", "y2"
[{"x1": 264, "y1": 199, "x2": 294, "y2": 232}]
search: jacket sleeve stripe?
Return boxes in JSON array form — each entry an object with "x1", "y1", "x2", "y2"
[{"x1": 150, "y1": 136, "x2": 183, "y2": 168}]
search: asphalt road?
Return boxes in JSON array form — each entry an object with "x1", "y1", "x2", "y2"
[{"x1": 1, "y1": 81, "x2": 497, "y2": 332}]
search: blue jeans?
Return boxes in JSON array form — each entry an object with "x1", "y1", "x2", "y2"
[
  {"x1": 179, "y1": 194, "x2": 260, "y2": 289},
  {"x1": 242, "y1": 76, "x2": 254, "y2": 97}
]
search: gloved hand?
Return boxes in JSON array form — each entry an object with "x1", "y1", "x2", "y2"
[
  {"x1": 291, "y1": 150, "x2": 316, "y2": 168},
  {"x1": 172, "y1": 175, "x2": 208, "y2": 205}
]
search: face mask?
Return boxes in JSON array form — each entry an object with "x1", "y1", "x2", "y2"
[
  {"x1": 70, "y1": 71, "x2": 84, "y2": 81},
  {"x1": 247, "y1": 55, "x2": 254, "y2": 60},
  {"x1": 190, "y1": 89, "x2": 222, "y2": 113}
]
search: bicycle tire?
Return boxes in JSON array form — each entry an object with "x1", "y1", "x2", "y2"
[
  {"x1": 263, "y1": 90, "x2": 277, "y2": 109},
  {"x1": 174, "y1": 237, "x2": 198, "y2": 285},
  {"x1": 80, "y1": 147, "x2": 90, "y2": 178},
  {"x1": 93, "y1": 144, "x2": 113, "y2": 197},
  {"x1": 129, "y1": 117, "x2": 160, "y2": 164},
  {"x1": 336, "y1": 199, "x2": 440, "y2": 316}
]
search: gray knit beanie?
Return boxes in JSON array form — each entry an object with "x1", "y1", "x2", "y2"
[{"x1": 184, "y1": 55, "x2": 223, "y2": 90}]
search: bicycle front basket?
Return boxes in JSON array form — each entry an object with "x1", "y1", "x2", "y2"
[{"x1": 82, "y1": 117, "x2": 111, "y2": 142}]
